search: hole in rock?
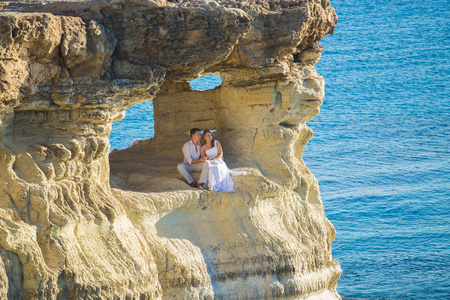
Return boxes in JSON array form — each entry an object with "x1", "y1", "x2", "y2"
[
  {"x1": 110, "y1": 100, "x2": 154, "y2": 151},
  {"x1": 279, "y1": 121, "x2": 298, "y2": 129},
  {"x1": 188, "y1": 74, "x2": 222, "y2": 91}
]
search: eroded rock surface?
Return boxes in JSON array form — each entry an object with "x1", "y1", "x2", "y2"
[{"x1": 0, "y1": 0, "x2": 340, "y2": 299}]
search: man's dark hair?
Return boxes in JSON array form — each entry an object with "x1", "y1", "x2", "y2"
[{"x1": 190, "y1": 128, "x2": 201, "y2": 137}]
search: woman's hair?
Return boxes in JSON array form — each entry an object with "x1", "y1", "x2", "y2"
[{"x1": 201, "y1": 130, "x2": 215, "y2": 147}]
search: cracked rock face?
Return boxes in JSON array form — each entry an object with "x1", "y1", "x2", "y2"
[{"x1": 0, "y1": 0, "x2": 341, "y2": 299}]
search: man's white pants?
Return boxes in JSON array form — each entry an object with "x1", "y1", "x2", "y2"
[{"x1": 177, "y1": 161, "x2": 209, "y2": 184}]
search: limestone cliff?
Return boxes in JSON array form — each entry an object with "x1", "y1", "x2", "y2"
[{"x1": 0, "y1": 0, "x2": 341, "y2": 299}]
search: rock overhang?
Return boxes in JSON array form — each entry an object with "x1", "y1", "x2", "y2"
[{"x1": 0, "y1": 0, "x2": 341, "y2": 299}]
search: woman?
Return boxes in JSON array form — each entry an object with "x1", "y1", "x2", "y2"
[{"x1": 200, "y1": 130, "x2": 237, "y2": 192}]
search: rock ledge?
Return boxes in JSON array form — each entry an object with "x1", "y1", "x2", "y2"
[{"x1": 0, "y1": 0, "x2": 341, "y2": 299}]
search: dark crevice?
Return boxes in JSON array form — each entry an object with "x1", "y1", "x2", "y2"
[{"x1": 279, "y1": 121, "x2": 298, "y2": 128}]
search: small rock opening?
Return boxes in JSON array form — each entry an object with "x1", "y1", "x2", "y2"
[
  {"x1": 188, "y1": 74, "x2": 222, "y2": 90},
  {"x1": 110, "y1": 100, "x2": 155, "y2": 151}
]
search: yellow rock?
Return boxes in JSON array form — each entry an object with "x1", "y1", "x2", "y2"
[{"x1": 0, "y1": 0, "x2": 341, "y2": 298}]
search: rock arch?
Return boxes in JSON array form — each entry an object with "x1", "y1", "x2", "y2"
[{"x1": 0, "y1": 1, "x2": 341, "y2": 299}]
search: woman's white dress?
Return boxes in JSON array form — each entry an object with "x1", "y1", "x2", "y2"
[{"x1": 205, "y1": 141, "x2": 243, "y2": 192}]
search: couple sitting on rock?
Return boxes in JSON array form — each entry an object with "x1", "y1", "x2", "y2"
[{"x1": 177, "y1": 128, "x2": 244, "y2": 192}]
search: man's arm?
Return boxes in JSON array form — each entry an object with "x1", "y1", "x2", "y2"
[
  {"x1": 192, "y1": 157, "x2": 207, "y2": 163},
  {"x1": 182, "y1": 143, "x2": 193, "y2": 164}
]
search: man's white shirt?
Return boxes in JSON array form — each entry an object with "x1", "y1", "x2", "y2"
[{"x1": 182, "y1": 140, "x2": 201, "y2": 164}]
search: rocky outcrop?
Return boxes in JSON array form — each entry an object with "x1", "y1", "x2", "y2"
[{"x1": 0, "y1": 0, "x2": 340, "y2": 299}]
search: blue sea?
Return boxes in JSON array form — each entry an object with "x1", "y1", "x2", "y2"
[{"x1": 110, "y1": 0, "x2": 450, "y2": 299}]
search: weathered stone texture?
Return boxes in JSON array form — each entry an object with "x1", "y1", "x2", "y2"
[{"x1": 0, "y1": 0, "x2": 340, "y2": 299}]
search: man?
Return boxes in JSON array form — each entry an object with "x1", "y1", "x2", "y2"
[{"x1": 177, "y1": 128, "x2": 210, "y2": 189}]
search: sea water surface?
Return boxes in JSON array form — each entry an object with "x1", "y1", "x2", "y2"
[{"x1": 110, "y1": 0, "x2": 450, "y2": 299}]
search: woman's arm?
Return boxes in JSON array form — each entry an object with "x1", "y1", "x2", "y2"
[
  {"x1": 209, "y1": 141, "x2": 223, "y2": 162},
  {"x1": 200, "y1": 145, "x2": 206, "y2": 159}
]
